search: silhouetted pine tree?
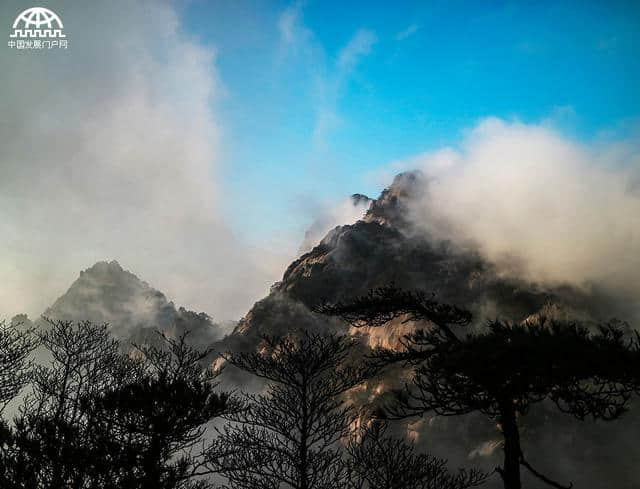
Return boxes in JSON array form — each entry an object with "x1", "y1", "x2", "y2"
[
  {"x1": 0, "y1": 320, "x2": 36, "y2": 482},
  {"x1": 319, "y1": 286, "x2": 640, "y2": 489},
  {"x1": 85, "y1": 330, "x2": 232, "y2": 489},
  {"x1": 1, "y1": 319, "x2": 232, "y2": 489},
  {"x1": 207, "y1": 332, "x2": 376, "y2": 489},
  {"x1": 347, "y1": 421, "x2": 487, "y2": 489},
  {"x1": 0, "y1": 320, "x2": 35, "y2": 412}
]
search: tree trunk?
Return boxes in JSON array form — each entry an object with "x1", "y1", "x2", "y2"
[
  {"x1": 500, "y1": 402, "x2": 522, "y2": 489},
  {"x1": 142, "y1": 434, "x2": 164, "y2": 488}
]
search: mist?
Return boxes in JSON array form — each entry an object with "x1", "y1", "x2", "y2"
[
  {"x1": 0, "y1": 0, "x2": 289, "y2": 321},
  {"x1": 400, "y1": 118, "x2": 640, "y2": 304},
  {"x1": 298, "y1": 194, "x2": 373, "y2": 254}
]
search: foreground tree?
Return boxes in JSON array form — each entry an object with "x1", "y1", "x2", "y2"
[
  {"x1": 85, "y1": 331, "x2": 233, "y2": 488},
  {"x1": 0, "y1": 321, "x2": 37, "y2": 480},
  {"x1": 319, "y1": 286, "x2": 640, "y2": 489},
  {"x1": 3, "y1": 319, "x2": 132, "y2": 489},
  {"x1": 347, "y1": 422, "x2": 487, "y2": 489},
  {"x1": 208, "y1": 332, "x2": 376, "y2": 489},
  {"x1": 0, "y1": 321, "x2": 36, "y2": 413},
  {"x1": 2, "y1": 319, "x2": 232, "y2": 489}
]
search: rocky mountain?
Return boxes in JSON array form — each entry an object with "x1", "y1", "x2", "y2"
[
  {"x1": 36, "y1": 260, "x2": 226, "y2": 347},
  {"x1": 219, "y1": 171, "x2": 639, "y2": 488},
  {"x1": 225, "y1": 172, "x2": 619, "y2": 350}
]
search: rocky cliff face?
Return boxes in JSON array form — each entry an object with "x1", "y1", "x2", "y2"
[{"x1": 40, "y1": 260, "x2": 224, "y2": 346}]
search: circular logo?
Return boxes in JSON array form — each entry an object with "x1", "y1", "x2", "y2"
[{"x1": 13, "y1": 7, "x2": 64, "y2": 30}]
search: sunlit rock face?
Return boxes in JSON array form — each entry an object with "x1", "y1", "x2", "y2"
[
  {"x1": 219, "y1": 171, "x2": 639, "y2": 488},
  {"x1": 41, "y1": 260, "x2": 224, "y2": 347}
]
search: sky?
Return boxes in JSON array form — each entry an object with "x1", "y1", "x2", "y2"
[
  {"x1": 181, "y1": 0, "x2": 640, "y2": 241},
  {"x1": 1, "y1": 0, "x2": 639, "y2": 321}
]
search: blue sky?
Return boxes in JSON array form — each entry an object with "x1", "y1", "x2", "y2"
[{"x1": 179, "y1": 0, "x2": 639, "y2": 242}]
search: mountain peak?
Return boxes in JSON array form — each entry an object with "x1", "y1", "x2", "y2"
[
  {"x1": 43, "y1": 260, "x2": 225, "y2": 345},
  {"x1": 233, "y1": 169, "x2": 611, "y2": 345},
  {"x1": 363, "y1": 170, "x2": 423, "y2": 226},
  {"x1": 79, "y1": 259, "x2": 125, "y2": 277},
  {"x1": 350, "y1": 193, "x2": 372, "y2": 207},
  {"x1": 298, "y1": 193, "x2": 373, "y2": 254}
]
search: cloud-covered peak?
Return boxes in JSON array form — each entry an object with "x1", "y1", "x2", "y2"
[
  {"x1": 298, "y1": 193, "x2": 373, "y2": 254},
  {"x1": 44, "y1": 259, "x2": 226, "y2": 346},
  {"x1": 393, "y1": 119, "x2": 640, "y2": 319}
]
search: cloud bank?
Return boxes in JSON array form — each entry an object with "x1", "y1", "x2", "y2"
[
  {"x1": 0, "y1": 0, "x2": 283, "y2": 320},
  {"x1": 401, "y1": 118, "x2": 640, "y2": 300}
]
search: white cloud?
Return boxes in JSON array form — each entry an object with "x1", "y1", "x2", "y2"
[
  {"x1": 0, "y1": 0, "x2": 284, "y2": 321},
  {"x1": 336, "y1": 28, "x2": 377, "y2": 72},
  {"x1": 278, "y1": 1, "x2": 304, "y2": 45},
  {"x1": 274, "y1": 4, "x2": 378, "y2": 151},
  {"x1": 274, "y1": 4, "x2": 377, "y2": 151},
  {"x1": 399, "y1": 118, "x2": 640, "y2": 296},
  {"x1": 395, "y1": 23, "x2": 419, "y2": 41},
  {"x1": 312, "y1": 29, "x2": 377, "y2": 149}
]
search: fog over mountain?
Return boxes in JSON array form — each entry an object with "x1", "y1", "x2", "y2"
[
  {"x1": 227, "y1": 170, "x2": 637, "y2": 345},
  {"x1": 2, "y1": 2, "x2": 638, "y2": 487},
  {"x1": 403, "y1": 119, "x2": 640, "y2": 315}
]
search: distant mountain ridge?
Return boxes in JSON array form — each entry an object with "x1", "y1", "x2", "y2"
[{"x1": 39, "y1": 260, "x2": 225, "y2": 346}]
